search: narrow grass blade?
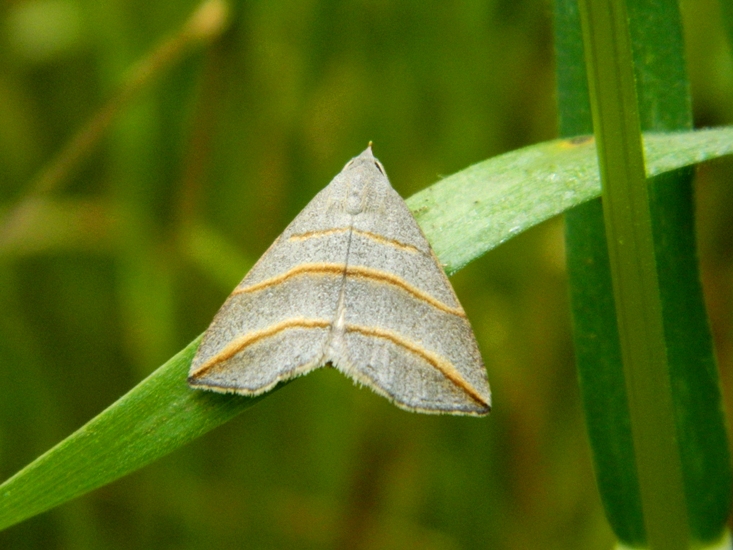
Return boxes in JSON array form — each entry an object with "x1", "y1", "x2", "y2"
[
  {"x1": 412, "y1": 128, "x2": 733, "y2": 275},
  {"x1": 557, "y1": 0, "x2": 732, "y2": 546},
  {"x1": 578, "y1": 0, "x2": 689, "y2": 547}
]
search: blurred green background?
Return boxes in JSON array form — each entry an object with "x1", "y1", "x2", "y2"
[{"x1": 1, "y1": 0, "x2": 732, "y2": 548}]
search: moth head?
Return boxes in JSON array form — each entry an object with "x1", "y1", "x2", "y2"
[
  {"x1": 337, "y1": 145, "x2": 391, "y2": 215},
  {"x1": 343, "y1": 144, "x2": 387, "y2": 177}
]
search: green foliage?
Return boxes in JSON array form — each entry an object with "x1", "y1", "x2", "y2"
[{"x1": 560, "y1": 0, "x2": 732, "y2": 547}]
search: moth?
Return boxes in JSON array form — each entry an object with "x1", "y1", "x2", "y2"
[{"x1": 188, "y1": 146, "x2": 491, "y2": 415}]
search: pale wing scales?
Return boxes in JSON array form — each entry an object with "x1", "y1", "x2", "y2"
[{"x1": 189, "y1": 146, "x2": 491, "y2": 415}]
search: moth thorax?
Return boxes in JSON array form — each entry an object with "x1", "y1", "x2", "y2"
[{"x1": 346, "y1": 178, "x2": 370, "y2": 215}]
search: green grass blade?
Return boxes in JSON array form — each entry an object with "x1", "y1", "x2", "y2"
[
  {"x1": 631, "y1": 1, "x2": 732, "y2": 541},
  {"x1": 554, "y1": 4, "x2": 644, "y2": 540},
  {"x1": 557, "y1": 0, "x2": 732, "y2": 546},
  {"x1": 577, "y1": 1, "x2": 688, "y2": 547},
  {"x1": 1, "y1": 127, "x2": 732, "y2": 530},
  {"x1": 412, "y1": 128, "x2": 733, "y2": 274}
]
